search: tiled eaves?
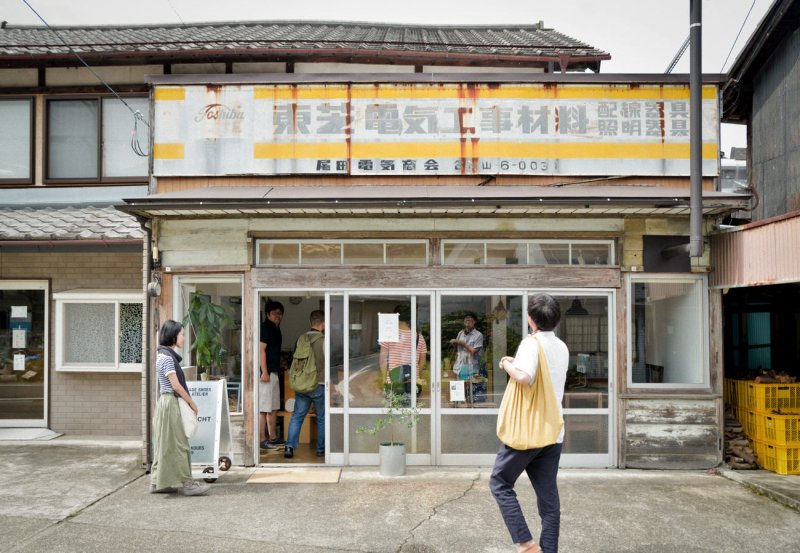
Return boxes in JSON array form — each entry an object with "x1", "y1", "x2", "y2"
[{"x1": 0, "y1": 205, "x2": 143, "y2": 241}]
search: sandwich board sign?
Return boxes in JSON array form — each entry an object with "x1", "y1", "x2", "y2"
[{"x1": 187, "y1": 379, "x2": 234, "y2": 481}]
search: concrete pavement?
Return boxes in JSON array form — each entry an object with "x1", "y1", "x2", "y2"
[{"x1": 0, "y1": 438, "x2": 798, "y2": 553}]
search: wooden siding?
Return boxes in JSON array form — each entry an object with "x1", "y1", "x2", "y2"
[
  {"x1": 155, "y1": 175, "x2": 714, "y2": 193},
  {"x1": 251, "y1": 265, "x2": 621, "y2": 290},
  {"x1": 623, "y1": 398, "x2": 721, "y2": 469}
]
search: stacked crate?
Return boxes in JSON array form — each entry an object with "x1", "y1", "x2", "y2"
[{"x1": 726, "y1": 379, "x2": 800, "y2": 475}]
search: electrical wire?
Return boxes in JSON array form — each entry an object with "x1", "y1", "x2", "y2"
[
  {"x1": 164, "y1": 0, "x2": 186, "y2": 26},
  {"x1": 720, "y1": 0, "x2": 758, "y2": 72},
  {"x1": 20, "y1": 0, "x2": 150, "y2": 156}
]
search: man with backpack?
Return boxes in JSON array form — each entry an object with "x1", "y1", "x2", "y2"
[{"x1": 284, "y1": 310, "x2": 326, "y2": 459}]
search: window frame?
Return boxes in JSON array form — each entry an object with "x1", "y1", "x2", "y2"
[
  {"x1": 44, "y1": 94, "x2": 149, "y2": 185},
  {"x1": 0, "y1": 97, "x2": 35, "y2": 186},
  {"x1": 255, "y1": 238, "x2": 430, "y2": 266},
  {"x1": 440, "y1": 238, "x2": 616, "y2": 266},
  {"x1": 53, "y1": 289, "x2": 144, "y2": 373},
  {"x1": 626, "y1": 274, "x2": 709, "y2": 389}
]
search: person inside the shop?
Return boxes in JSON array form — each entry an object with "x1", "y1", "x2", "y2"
[
  {"x1": 449, "y1": 311, "x2": 484, "y2": 403},
  {"x1": 150, "y1": 319, "x2": 209, "y2": 496},
  {"x1": 490, "y1": 293, "x2": 568, "y2": 553},
  {"x1": 284, "y1": 309, "x2": 326, "y2": 459},
  {"x1": 259, "y1": 300, "x2": 285, "y2": 450},
  {"x1": 378, "y1": 304, "x2": 427, "y2": 405}
]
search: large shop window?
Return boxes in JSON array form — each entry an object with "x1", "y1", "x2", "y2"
[
  {"x1": 256, "y1": 239, "x2": 428, "y2": 266},
  {"x1": 46, "y1": 96, "x2": 149, "y2": 183},
  {"x1": 53, "y1": 290, "x2": 143, "y2": 372},
  {"x1": 441, "y1": 240, "x2": 614, "y2": 266},
  {"x1": 0, "y1": 98, "x2": 34, "y2": 184},
  {"x1": 629, "y1": 276, "x2": 707, "y2": 387},
  {"x1": 175, "y1": 277, "x2": 243, "y2": 414}
]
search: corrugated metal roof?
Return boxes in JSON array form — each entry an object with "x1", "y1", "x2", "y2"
[
  {"x1": 0, "y1": 21, "x2": 609, "y2": 70},
  {"x1": 710, "y1": 211, "x2": 800, "y2": 288},
  {"x1": 0, "y1": 205, "x2": 143, "y2": 241},
  {"x1": 118, "y1": 184, "x2": 750, "y2": 218}
]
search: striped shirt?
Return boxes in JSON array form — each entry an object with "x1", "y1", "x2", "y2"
[
  {"x1": 380, "y1": 328, "x2": 428, "y2": 368},
  {"x1": 157, "y1": 352, "x2": 177, "y2": 394}
]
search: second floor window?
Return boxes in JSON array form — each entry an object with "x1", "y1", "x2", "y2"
[
  {"x1": 0, "y1": 98, "x2": 33, "y2": 184},
  {"x1": 46, "y1": 96, "x2": 149, "y2": 182}
]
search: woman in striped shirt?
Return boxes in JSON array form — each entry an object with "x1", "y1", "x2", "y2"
[
  {"x1": 379, "y1": 306, "x2": 428, "y2": 403},
  {"x1": 150, "y1": 319, "x2": 209, "y2": 496}
]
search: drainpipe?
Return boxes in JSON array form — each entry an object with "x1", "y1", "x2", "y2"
[
  {"x1": 134, "y1": 215, "x2": 153, "y2": 470},
  {"x1": 689, "y1": 0, "x2": 703, "y2": 257}
]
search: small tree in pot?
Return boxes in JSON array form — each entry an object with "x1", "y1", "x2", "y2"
[
  {"x1": 356, "y1": 391, "x2": 422, "y2": 476},
  {"x1": 182, "y1": 293, "x2": 234, "y2": 380}
]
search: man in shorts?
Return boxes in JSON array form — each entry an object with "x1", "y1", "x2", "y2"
[{"x1": 259, "y1": 300, "x2": 284, "y2": 450}]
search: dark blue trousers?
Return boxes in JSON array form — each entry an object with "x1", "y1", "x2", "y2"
[{"x1": 490, "y1": 442, "x2": 562, "y2": 553}]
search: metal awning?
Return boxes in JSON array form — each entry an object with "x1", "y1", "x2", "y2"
[{"x1": 118, "y1": 185, "x2": 750, "y2": 219}]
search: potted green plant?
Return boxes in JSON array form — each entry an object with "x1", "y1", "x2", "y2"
[
  {"x1": 357, "y1": 392, "x2": 422, "y2": 476},
  {"x1": 182, "y1": 293, "x2": 234, "y2": 380}
]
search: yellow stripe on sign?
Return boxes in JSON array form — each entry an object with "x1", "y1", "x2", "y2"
[
  {"x1": 154, "y1": 87, "x2": 186, "y2": 101},
  {"x1": 254, "y1": 86, "x2": 350, "y2": 101},
  {"x1": 153, "y1": 143, "x2": 185, "y2": 159},
  {"x1": 351, "y1": 141, "x2": 718, "y2": 160},
  {"x1": 254, "y1": 142, "x2": 348, "y2": 159},
  {"x1": 349, "y1": 84, "x2": 716, "y2": 101}
]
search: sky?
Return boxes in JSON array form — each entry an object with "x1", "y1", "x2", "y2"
[{"x1": 4, "y1": 0, "x2": 777, "y2": 153}]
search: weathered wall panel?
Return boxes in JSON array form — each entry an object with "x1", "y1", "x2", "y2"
[
  {"x1": 623, "y1": 398, "x2": 721, "y2": 469},
  {"x1": 751, "y1": 26, "x2": 800, "y2": 219}
]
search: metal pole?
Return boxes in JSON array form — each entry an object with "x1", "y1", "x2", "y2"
[{"x1": 689, "y1": 0, "x2": 703, "y2": 257}]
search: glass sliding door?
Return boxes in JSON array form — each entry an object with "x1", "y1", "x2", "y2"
[
  {"x1": 0, "y1": 282, "x2": 48, "y2": 426},
  {"x1": 438, "y1": 292, "x2": 523, "y2": 464},
  {"x1": 343, "y1": 292, "x2": 432, "y2": 466},
  {"x1": 553, "y1": 293, "x2": 613, "y2": 467}
]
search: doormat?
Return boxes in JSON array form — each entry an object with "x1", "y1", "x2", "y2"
[
  {"x1": 0, "y1": 428, "x2": 63, "y2": 441},
  {"x1": 247, "y1": 467, "x2": 341, "y2": 484}
]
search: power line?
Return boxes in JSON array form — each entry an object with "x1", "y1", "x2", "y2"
[
  {"x1": 19, "y1": 1, "x2": 151, "y2": 131},
  {"x1": 720, "y1": 0, "x2": 758, "y2": 72},
  {"x1": 165, "y1": 0, "x2": 186, "y2": 26}
]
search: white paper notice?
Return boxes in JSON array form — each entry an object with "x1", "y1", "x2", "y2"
[
  {"x1": 378, "y1": 313, "x2": 399, "y2": 343},
  {"x1": 12, "y1": 329, "x2": 26, "y2": 349},
  {"x1": 11, "y1": 306, "x2": 27, "y2": 319},
  {"x1": 449, "y1": 380, "x2": 466, "y2": 402},
  {"x1": 14, "y1": 354, "x2": 26, "y2": 372}
]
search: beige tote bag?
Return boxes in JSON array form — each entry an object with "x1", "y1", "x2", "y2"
[{"x1": 496, "y1": 337, "x2": 563, "y2": 450}]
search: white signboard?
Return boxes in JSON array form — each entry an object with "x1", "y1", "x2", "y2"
[
  {"x1": 153, "y1": 83, "x2": 720, "y2": 178},
  {"x1": 378, "y1": 313, "x2": 400, "y2": 343},
  {"x1": 11, "y1": 306, "x2": 27, "y2": 319},
  {"x1": 186, "y1": 380, "x2": 233, "y2": 479},
  {"x1": 12, "y1": 329, "x2": 26, "y2": 349},
  {"x1": 14, "y1": 354, "x2": 26, "y2": 372},
  {"x1": 449, "y1": 380, "x2": 466, "y2": 402}
]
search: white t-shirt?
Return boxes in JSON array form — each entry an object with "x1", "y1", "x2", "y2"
[{"x1": 510, "y1": 330, "x2": 569, "y2": 443}]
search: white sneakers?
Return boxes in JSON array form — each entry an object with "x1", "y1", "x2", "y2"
[{"x1": 181, "y1": 480, "x2": 210, "y2": 496}]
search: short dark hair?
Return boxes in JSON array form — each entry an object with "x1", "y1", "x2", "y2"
[
  {"x1": 264, "y1": 300, "x2": 284, "y2": 315},
  {"x1": 464, "y1": 312, "x2": 477, "y2": 322},
  {"x1": 309, "y1": 309, "x2": 325, "y2": 326},
  {"x1": 393, "y1": 304, "x2": 411, "y2": 323},
  {"x1": 159, "y1": 319, "x2": 183, "y2": 347},
  {"x1": 527, "y1": 293, "x2": 561, "y2": 331}
]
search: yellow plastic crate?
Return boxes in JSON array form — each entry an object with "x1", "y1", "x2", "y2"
[
  {"x1": 742, "y1": 410, "x2": 758, "y2": 441},
  {"x1": 762, "y1": 443, "x2": 800, "y2": 475},
  {"x1": 751, "y1": 439, "x2": 767, "y2": 467},
  {"x1": 744, "y1": 382, "x2": 800, "y2": 413},
  {"x1": 737, "y1": 380, "x2": 751, "y2": 410},
  {"x1": 763, "y1": 410, "x2": 800, "y2": 446}
]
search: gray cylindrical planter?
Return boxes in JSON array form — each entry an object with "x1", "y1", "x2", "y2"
[{"x1": 379, "y1": 443, "x2": 406, "y2": 476}]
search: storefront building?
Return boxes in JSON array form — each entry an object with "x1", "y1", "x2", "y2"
[{"x1": 120, "y1": 73, "x2": 749, "y2": 469}]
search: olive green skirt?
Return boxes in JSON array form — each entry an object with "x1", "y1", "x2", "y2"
[{"x1": 150, "y1": 393, "x2": 192, "y2": 491}]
